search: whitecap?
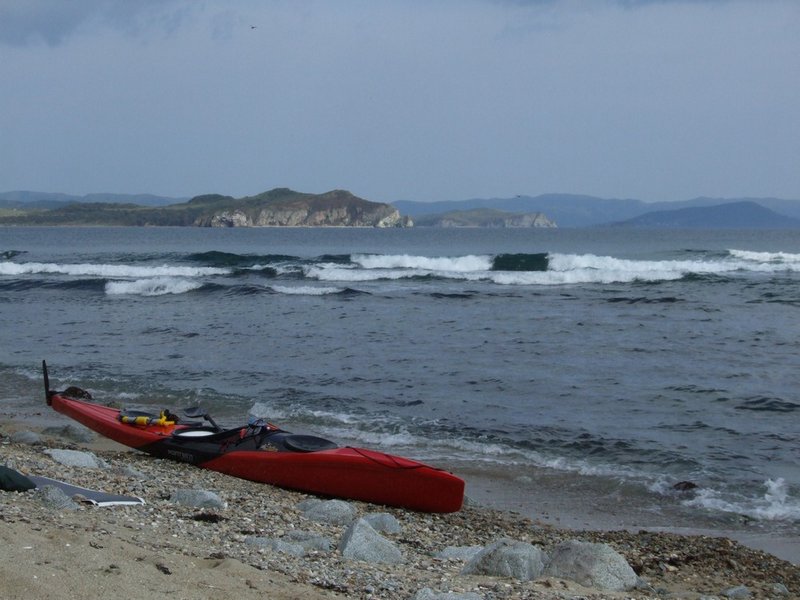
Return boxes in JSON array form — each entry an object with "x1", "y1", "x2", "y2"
[
  {"x1": 105, "y1": 277, "x2": 203, "y2": 296},
  {"x1": 729, "y1": 249, "x2": 800, "y2": 264},
  {"x1": 351, "y1": 254, "x2": 493, "y2": 272},
  {"x1": 271, "y1": 285, "x2": 345, "y2": 296},
  {"x1": 306, "y1": 266, "x2": 418, "y2": 282},
  {"x1": 0, "y1": 261, "x2": 230, "y2": 278}
]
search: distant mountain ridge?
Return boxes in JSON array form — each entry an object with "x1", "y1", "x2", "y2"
[
  {"x1": 0, "y1": 191, "x2": 182, "y2": 209},
  {"x1": 609, "y1": 200, "x2": 800, "y2": 229}
]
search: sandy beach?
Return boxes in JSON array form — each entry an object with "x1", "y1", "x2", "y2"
[{"x1": 1, "y1": 421, "x2": 798, "y2": 600}]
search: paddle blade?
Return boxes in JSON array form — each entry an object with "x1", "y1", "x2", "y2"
[{"x1": 42, "y1": 360, "x2": 52, "y2": 406}]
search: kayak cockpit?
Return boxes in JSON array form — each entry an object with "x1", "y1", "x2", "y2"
[{"x1": 172, "y1": 427, "x2": 218, "y2": 438}]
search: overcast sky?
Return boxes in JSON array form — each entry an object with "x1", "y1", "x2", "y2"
[{"x1": 1, "y1": 0, "x2": 798, "y2": 203}]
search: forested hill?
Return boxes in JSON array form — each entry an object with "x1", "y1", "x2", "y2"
[{"x1": 0, "y1": 188, "x2": 410, "y2": 228}]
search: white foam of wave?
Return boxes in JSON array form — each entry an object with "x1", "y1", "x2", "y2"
[
  {"x1": 249, "y1": 402, "x2": 363, "y2": 426},
  {"x1": 306, "y1": 266, "x2": 421, "y2": 282},
  {"x1": 307, "y1": 250, "x2": 800, "y2": 286},
  {"x1": 317, "y1": 425, "x2": 657, "y2": 481},
  {"x1": 489, "y1": 269, "x2": 682, "y2": 285},
  {"x1": 309, "y1": 257, "x2": 702, "y2": 286},
  {"x1": 492, "y1": 251, "x2": 800, "y2": 285},
  {"x1": 271, "y1": 285, "x2": 345, "y2": 296},
  {"x1": 728, "y1": 249, "x2": 800, "y2": 264},
  {"x1": 0, "y1": 261, "x2": 230, "y2": 278},
  {"x1": 306, "y1": 425, "x2": 541, "y2": 467},
  {"x1": 682, "y1": 478, "x2": 800, "y2": 521},
  {"x1": 256, "y1": 400, "x2": 800, "y2": 524},
  {"x1": 325, "y1": 427, "x2": 419, "y2": 448},
  {"x1": 307, "y1": 255, "x2": 496, "y2": 283},
  {"x1": 105, "y1": 277, "x2": 203, "y2": 296},
  {"x1": 251, "y1": 401, "x2": 628, "y2": 470},
  {"x1": 309, "y1": 264, "x2": 588, "y2": 285},
  {"x1": 549, "y1": 253, "x2": 735, "y2": 281},
  {"x1": 557, "y1": 457, "x2": 646, "y2": 479},
  {"x1": 250, "y1": 397, "x2": 671, "y2": 476},
  {"x1": 248, "y1": 401, "x2": 524, "y2": 458},
  {"x1": 352, "y1": 254, "x2": 493, "y2": 272},
  {"x1": 317, "y1": 423, "x2": 800, "y2": 525}
]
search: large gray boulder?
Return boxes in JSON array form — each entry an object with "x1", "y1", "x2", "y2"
[
  {"x1": 37, "y1": 485, "x2": 80, "y2": 510},
  {"x1": 44, "y1": 449, "x2": 107, "y2": 468},
  {"x1": 461, "y1": 538, "x2": 546, "y2": 581},
  {"x1": 298, "y1": 498, "x2": 356, "y2": 525},
  {"x1": 339, "y1": 518, "x2": 403, "y2": 564},
  {"x1": 543, "y1": 540, "x2": 637, "y2": 592},
  {"x1": 363, "y1": 512, "x2": 401, "y2": 534}
]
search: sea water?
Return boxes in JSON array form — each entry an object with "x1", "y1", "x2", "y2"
[{"x1": 1, "y1": 226, "x2": 798, "y2": 560}]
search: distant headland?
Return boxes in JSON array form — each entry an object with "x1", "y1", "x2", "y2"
[
  {"x1": 0, "y1": 188, "x2": 556, "y2": 228},
  {"x1": 0, "y1": 188, "x2": 413, "y2": 228}
]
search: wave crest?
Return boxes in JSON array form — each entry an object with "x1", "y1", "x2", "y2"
[
  {"x1": 352, "y1": 253, "x2": 493, "y2": 272},
  {"x1": 105, "y1": 277, "x2": 204, "y2": 296},
  {"x1": 729, "y1": 249, "x2": 800, "y2": 264},
  {"x1": 1, "y1": 261, "x2": 229, "y2": 278}
]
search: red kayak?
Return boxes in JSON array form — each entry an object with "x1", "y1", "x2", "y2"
[{"x1": 42, "y1": 362, "x2": 464, "y2": 513}]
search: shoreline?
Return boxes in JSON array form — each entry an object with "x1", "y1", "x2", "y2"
[
  {"x1": 459, "y1": 467, "x2": 800, "y2": 566},
  {"x1": 2, "y1": 419, "x2": 798, "y2": 599},
  {"x1": 10, "y1": 407, "x2": 799, "y2": 566}
]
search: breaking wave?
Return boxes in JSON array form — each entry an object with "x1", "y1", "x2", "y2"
[
  {"x1": 728, "y1": 249, "x2": 800, "y2": 264},
  {"x1": 271, "y1": 285, "x2": 351, "y2": 296},
  {"x1": 352, "y1": 253, "x2": 494, "y2": 272},
  {"x1": 0, "y1": 260, "x2": 229, "y2": 278},
  {"x1": 4, "y1": 246, "x2": 800, "y2": 296},
  {"x1": 682, "y1": 478, "x2": 800, "y2": 521},
  {"x1": 105, "y1": 278, "x2": 205, "y2": 296}
]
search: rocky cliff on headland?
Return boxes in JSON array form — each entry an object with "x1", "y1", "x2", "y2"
[{"x1": 193, "y1": 189, "x2": 412, "y2": 228}]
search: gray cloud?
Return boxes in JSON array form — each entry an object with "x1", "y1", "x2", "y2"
[
  {"x1": 0, "y1": 0, "x2": 740, "y2": 47},
  {"x1": 0, "y1": 0, "x2": 189, "y2": 46}
]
